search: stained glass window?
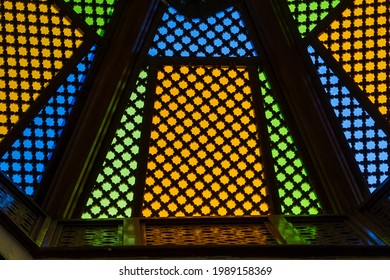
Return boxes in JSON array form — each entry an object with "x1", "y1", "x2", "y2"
[
  {"x1": 148, "y1": 6, "x2": 257, "y2": 57},
  {"x1": 81, "y1": 3, "x2": 323, "y2": 218},
  {"x1": 142, "y1": 65, "x2": 269, "y2": 217},
  {"x1": 6, "y1": 0, "x2": 382, "y2": 218},
  {"x1": 2, "y1": 1, "x2": 389, "y2": 258},
  {"x1": 318, "y1": 0, "x2": 390, "y2": 120}
]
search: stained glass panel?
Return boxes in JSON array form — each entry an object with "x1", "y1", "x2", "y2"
[
  {"x1": 0, "y1": 46, "x2": 96, "y2": 197},
  {"x1": 142, "y1": 65, "x2": 269, "y2": 217},
  {"x1": 0, "y1": 0, "x2": 84, "y2": 142},
  {"x1": 82, "y1": 69, "x2": 148, "y2": 219},
  {"x1": 308, "y1": 46, "x2": 389, "y2": 192},
  {"x1": 258, "y1": 71, "x2": 322, "y2": 214},
  {"x1": 148, "y1": 6, "x2": 257, "y2": 57}
]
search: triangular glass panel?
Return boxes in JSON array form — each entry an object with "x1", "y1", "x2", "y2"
[
  {"x1": 318, "y1": 0, "x2": 390, "y2": 120},
  {"x1": 286, "y1": 0, "x2": 341, "y2": 37},
  {"x1": 82, "y1": 69, "x2": 148, "y2": 218},
  {"x1": 308, "y1": 46, "x2": 390, "y2": 193},
  {"x1": 258, "y1": 70, "x2": 323, "y2": 214},
  {"x1": 141, "y1": 66, "x2": 269, "y2": 217}
]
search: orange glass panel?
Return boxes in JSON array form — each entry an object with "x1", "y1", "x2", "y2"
[
  {"x1": 142, "y1": 66, "x2": 270, "y2": 217},
  {"x1": 319, "y1": 0, "x2": 390, "y2": 118}
]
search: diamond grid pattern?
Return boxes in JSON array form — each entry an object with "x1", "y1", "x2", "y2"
[
  {"x1": 308, "y1": 46, "x2": 389, "y2": 192},
  {"x1": 258, "y1": 71, "x2": 323, "y2": 215},
  {"x1": 0, "y1": 0, "x2": 84, "y2": 142},
  {"x1": 148, "y1": 6, "x2": 257, "y2": 57},
  {"x1": 318, "y1": 0, "x2": 390, "y2": 120},
  {"x1": 64, "y1": 0, "x2": 116, "y2": 36},
  {"x1": 0, "y1": 47, "x2": 96, "y2": 197},
  {"x1": 142, "y1": 65, "x2": 270, "y2": 217},
  {"x1": 287, "y1": 0, "x2": 341, "y2": 36},
  {"x1": 82, "y1": 69, "x2": 148, "y2": 219}
]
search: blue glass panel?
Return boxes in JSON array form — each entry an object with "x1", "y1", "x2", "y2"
[
  {"x1": 148, "y1": 6, "x2": 257, "y2": 57},
  {"x1": 308, "y1": 46, "x2": 390, "y2": 193}
]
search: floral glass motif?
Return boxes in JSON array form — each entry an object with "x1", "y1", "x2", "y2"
[{"x1": 259, "y1": 71, "x2": 322, "y2": 214}]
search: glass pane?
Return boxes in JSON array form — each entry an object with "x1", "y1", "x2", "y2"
[
  {"x1": 308, "y1": 46, "x2": 389, "y2": 193},
  {"x1": 82, "y1": 69, "x2": 149, "y2": 218},
  {"x1": 142, "y1": 66, "x2": 269, "y2": 217},
  {"x1": 148, "y1": 6, "x2": 257, "y2": 57},
  {"x1": 318, "y1": 0, "x2": 390, "y2": 120},
  {"x1": 286, "y1": 0, "x2": 341, "y2": 36},
  {"x1": 258, "y1": 71, "x2": 323, "y2": 214}
]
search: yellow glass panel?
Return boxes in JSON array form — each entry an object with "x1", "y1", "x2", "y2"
[
  {"x1": 142, "y1": 66, "x2": 269, "y2": 217},
  {"x1": 319, "y1": 0, "x2": 390, "y2": 119}
]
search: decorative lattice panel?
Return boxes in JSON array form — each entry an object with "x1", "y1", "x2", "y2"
[
  {"x1": 0, "y1": 47, "x2": 96, "y2": 197},
  {"x1": 0, "y1": 184, "x2": 39, "y2": 235},
  {"x1": 292, "y1": 220, "x2": 370, "y2": 245},
  {"x1": 144, "y1": 222, "x2": 277, "y2": 245},
  {"x1": 308, "y1": 46, "x2": 389, "y2": 192},
  {"x1": 258, "y1": 71, "x2": 322, "y2": 214},
  {"x1": 142, "y1": 65, "x2": 269, "y2": 217},
  {"x1": 318, "y1": 0, "x2": 390, "y2": 120},
  {"x1": 286, "y1": 0, "x2": 341, "y2": 36},
  {"x1": 55, "y1": 223, "x2": 122, "y2": 247},
  {"x1": 64, "y1": 0, "x2": 116, "y2": 36},
  {"x1": 148, "y1": 6, "x2": 257, "y2": 57},
  {"x1": 82, "y1": 69, "x2": 148, "y2": 219},
  {"x1": 0, "y1": 0, "x2": 84, "y2": 141}
]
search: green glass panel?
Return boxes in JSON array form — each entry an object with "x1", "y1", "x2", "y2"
[
  {"x1": 82, "y1": 69, "x2": 148, "y2": 219},
  {"x1": 64, "y1": 0, "x2": 116, "y2": 36},
  {"x1": 286, "y1": 0, "x2": 340, "y2": 36},
  {"x1": 258, "y1": 71, "x2": 322, "y2": 215}
]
